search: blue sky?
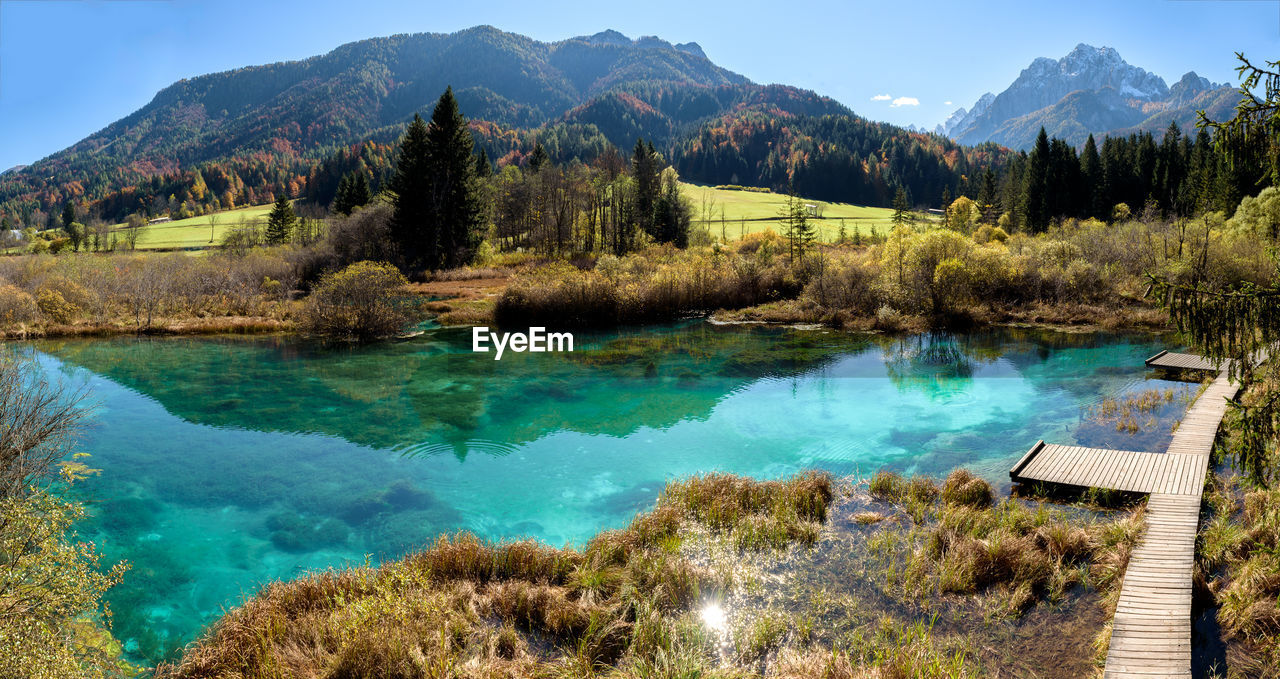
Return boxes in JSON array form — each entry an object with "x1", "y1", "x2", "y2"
[{"x1": 1, "y1": 0, "x2": 1278, "y2": 170}]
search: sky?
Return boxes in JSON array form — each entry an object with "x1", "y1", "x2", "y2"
[{"x1": 2, "y1": 0, "x2": 1279, "y2": 170}]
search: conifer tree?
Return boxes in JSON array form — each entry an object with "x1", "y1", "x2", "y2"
[
  {"x1": 1080, "y1": 134, "x2": 1102, "y2": 219},
  {"x1": 391, "y1": 113, "x2": 433, "y2": 267},
  {"x1": 350, "y1": 172, "x2": 371, "y2": 209},
  {"x1": 475, "y1": 148, "x2": 493, "y2": 178},
  {"x1": 390, "y1": 87, "x2": 484, "y2": 271},
  {"x1": 61, "y1": 203, "x2": 75, "y2": 230},
  {"x1": 265, "y1": 192, "x2": 296, "y2": 244},
  {"x1": 976, "y1": 168, "x2": 999, "y2": 224},
  {"x1": 528, "y1": 144, "x2": 549, "y2": 173},
  {"x1": 1022, "y1": 128, "x2": 1051, "y2": 231},
  {"x1": 632, "y1": 139, "x2": 660, "y2": 240},
  {"x1": 333, "y1": 174, "x2": 354, "y2": 215},
  {"x1": 891, "y1": 187, "x2": 910, "y2": 225}
]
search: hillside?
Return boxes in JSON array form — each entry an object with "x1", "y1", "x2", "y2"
[{"x1": 1, "y1": 25, "x2": 1001, "y2": 226}]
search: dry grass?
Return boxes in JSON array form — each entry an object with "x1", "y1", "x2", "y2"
[
  {"x1": 869, "y1": 469, "x2": 1144, "y2": 617},
  {"x1": 1198, "y1": 470, "x2": 1280, "y2": 674},
  {"x1": 493, "y1": 243, "x2": 801, "y2": 328},
  {"x1": 157, "y1": 472, "x2": 839, "y2": 679}
]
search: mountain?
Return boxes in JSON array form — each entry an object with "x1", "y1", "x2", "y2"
[
  {"x1": 0, "y1": 26, "x2": 750, "y2": 216},
  {"x1": 0, "y1": 25, "x2": 997, "y2": 224},
  {"x1": 942, "y1": 44, "x2": 1239, "y2": 149}
]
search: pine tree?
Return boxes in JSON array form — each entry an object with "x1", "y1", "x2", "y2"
[
  {"x1": 891, "y1": 187, "x2": 910, "y2": 225},
  {"x1": 333, "y1": 174, "x2": 354, "y2": 215},
  {"x1": 632, "y1": 139, "x2": 660, "y2": 241},
  {"x1": 350, "y1": 172, "x2": 371, "y2": 210},
  {"x1": 265, "y1": 192, "x2": 296, "y2": 244},
  {"x1": 528, "y1": 144, "x2": 549, "y2": 173},
  {"x1": 389, "y1": 87, "x2": 485, "y2": 270},
  {"x1": 475, "y1": 148, "x2": 493, "y2": 178},
  {"x1": 940, "y1": 186, "x2": 951, "y2": 213},
  {"x1": 61, "y1": 203, "x2": 75, "y2": 231},
  {"x1": 1023, "y1": 128, "x2": 1051, "y2": 232}
]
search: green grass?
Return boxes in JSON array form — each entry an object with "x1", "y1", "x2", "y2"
[
  {"x1": 111, "y1": 203, "x2": 274, "y2": 250},
  {"x1": 680, "y1": 182, "x2": 925, "y2": 242}
]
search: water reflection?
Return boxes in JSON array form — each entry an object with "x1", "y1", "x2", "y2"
[{"x1": 25, "y1": 324, "x2": 1190, "y2": 665}]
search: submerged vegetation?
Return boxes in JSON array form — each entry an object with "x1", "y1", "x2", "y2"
[
  {"x1": 156, "y1": 466, "x2": 1157, "y2": 678},
  {"x1": 158, "y1": 472, "x2": 841, "y2": 679}
]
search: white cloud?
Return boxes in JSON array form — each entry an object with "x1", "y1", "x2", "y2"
[
  {"x1": 890, "y1": 96, "x2": 920, "y2": 107},
  {"x1": 944, "y1": 100, "x2": 953, "y2": 106},
  {"x1": 870, "y1": 94, "x2": 892, "y2": 101}
]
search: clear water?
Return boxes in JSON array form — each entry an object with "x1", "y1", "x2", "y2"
[{"x1": 24, "y1": 324, "x2": 1193, "y2": 665}]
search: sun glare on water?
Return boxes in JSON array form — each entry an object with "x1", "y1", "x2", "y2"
[{"x1": 700, "y1": 602, "x2": 728, "y2": 633}]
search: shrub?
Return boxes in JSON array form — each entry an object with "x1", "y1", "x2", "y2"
[
  {"x1": 0, "y1": 284, "x2": 40, "y2": 326},
  {"x1": 35, "y1": 288, "x2": 77, "y2": 324},
  {"x1": 940, "y1": 469, "x2": 993, "y2": 508},
  {"x1": 299, "y1": 261, "x2": 414, "y2": 340}
]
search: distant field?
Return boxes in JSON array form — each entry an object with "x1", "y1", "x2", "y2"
[
  {"x1": 680, "y1": 182, "x2": 913, "y2": 242},
  {"x1": 67, "y1": 186, "x2": 900, "y2": 253},
  {"x1": 113, "y1": 203, "x2": 274, "y2": 250}
]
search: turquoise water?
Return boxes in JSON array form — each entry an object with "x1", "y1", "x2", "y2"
[{"x1": 26, "y1": 324, "x2": 1192, "y2": 664}]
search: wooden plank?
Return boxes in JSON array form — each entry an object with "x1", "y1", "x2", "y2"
[{"x1": 1009, "y1": 440, "x2": 1043, "y2": 480}]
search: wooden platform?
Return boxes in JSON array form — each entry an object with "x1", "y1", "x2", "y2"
[
  {"x1": 1144, "y1": 349, "x2": 1224, "y2": 372},
  {"x1": 1008, "y1": 354, "x2": 1244, "y2": 679},
  {"x1": 1011, "y1": 442, "x2": 1205, "y2": 495}
]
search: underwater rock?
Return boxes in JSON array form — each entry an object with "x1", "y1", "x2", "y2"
[{"x1": 265, "y1": 511, "x2": 349, "y2": 552}]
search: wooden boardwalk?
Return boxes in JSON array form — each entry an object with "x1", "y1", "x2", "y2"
[
  {"x1": 1144, "y1": 350, "x2": 1225, "y2": 372},
  {"x1": 1009, "y1": 358, "x2": 1241, "y2": 678},
  {"x1": 1010, "y1": 442, "x2": 1206, "y2": 495}
]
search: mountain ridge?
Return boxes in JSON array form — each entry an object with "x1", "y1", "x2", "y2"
[{"x1": 940, "y1": 44, "x2": 1238, "y2": 148}]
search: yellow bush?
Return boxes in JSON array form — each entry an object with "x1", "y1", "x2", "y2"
[
  {"x1": 0, "y1": 284, "x2": 39, "y2": 325},
  {"x1": 36, "y1": 288, "x2": 77, "y2": 324},
  {"x1": 299, "y1": 261, "x2": 414, "y2": 340}
]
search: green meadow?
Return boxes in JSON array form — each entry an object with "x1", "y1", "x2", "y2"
[
  {"x1": 112, "y1": 203, "x2": 274, "y2": 250},
  {"x1": 108, "y1": 186, "x2": 902, "y2": 251},
  {"x1": 679, "y1": 182, "x2": 916, "y2": 242}
]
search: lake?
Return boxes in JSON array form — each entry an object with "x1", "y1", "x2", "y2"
[{"x1": 26, "y1": 323, "x2": 1194, "y2": 664}]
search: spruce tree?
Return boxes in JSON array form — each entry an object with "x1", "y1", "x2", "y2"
[
  {"x1": 891, "y1": 187, "x2": 910, "y2": 225},
  {"x1": 390, "y1": 87, "x2": 484, "y2": 271},
  {"x1": 528, "y1": 144, "x2": 549, "y2": 173},
  {"x1": 977, "y1": 168, "x2": 999, "y2": 224},
  {"x1": 333, "y1": 174, "x2": 354, "y2": 215},
  {"x1": 475, "y1": 148, "x2": 493, "y2": 178},
  {"x1": 1080, "y1": 134, "x2": 1102, "y2": 219},
  {"x1": 1023, "y1": 128, "x2": 1051, "y2": 232},
  {"x1": 391, "y1": 113, "x2": 433, "y2": 267},
  {"x1": 265, "y1": 192, "x2": 296, "y2": 244},
  {"x1": 632, "y1": 139, "x2": 660, "y2": 240},
  {"x1": 61, "y1": 203, "x2": 75, "y2": 230},
  {"x1": 350, "y1": 172, "x2": 371, "y2": 210}
]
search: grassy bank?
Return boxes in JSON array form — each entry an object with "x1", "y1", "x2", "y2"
[
  {"x1": 158, "y1": 472, "x2": 855, "y2": 679},
  {"x1": 1193, "y1": 368, "x2": 1280, "y2": 677},
  {"x1": 0, "y1": 250, "x2": 301, "y2": 338},
  {"x1": 154, "y1": 467, "x2": 1160, "y2": 678}
]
